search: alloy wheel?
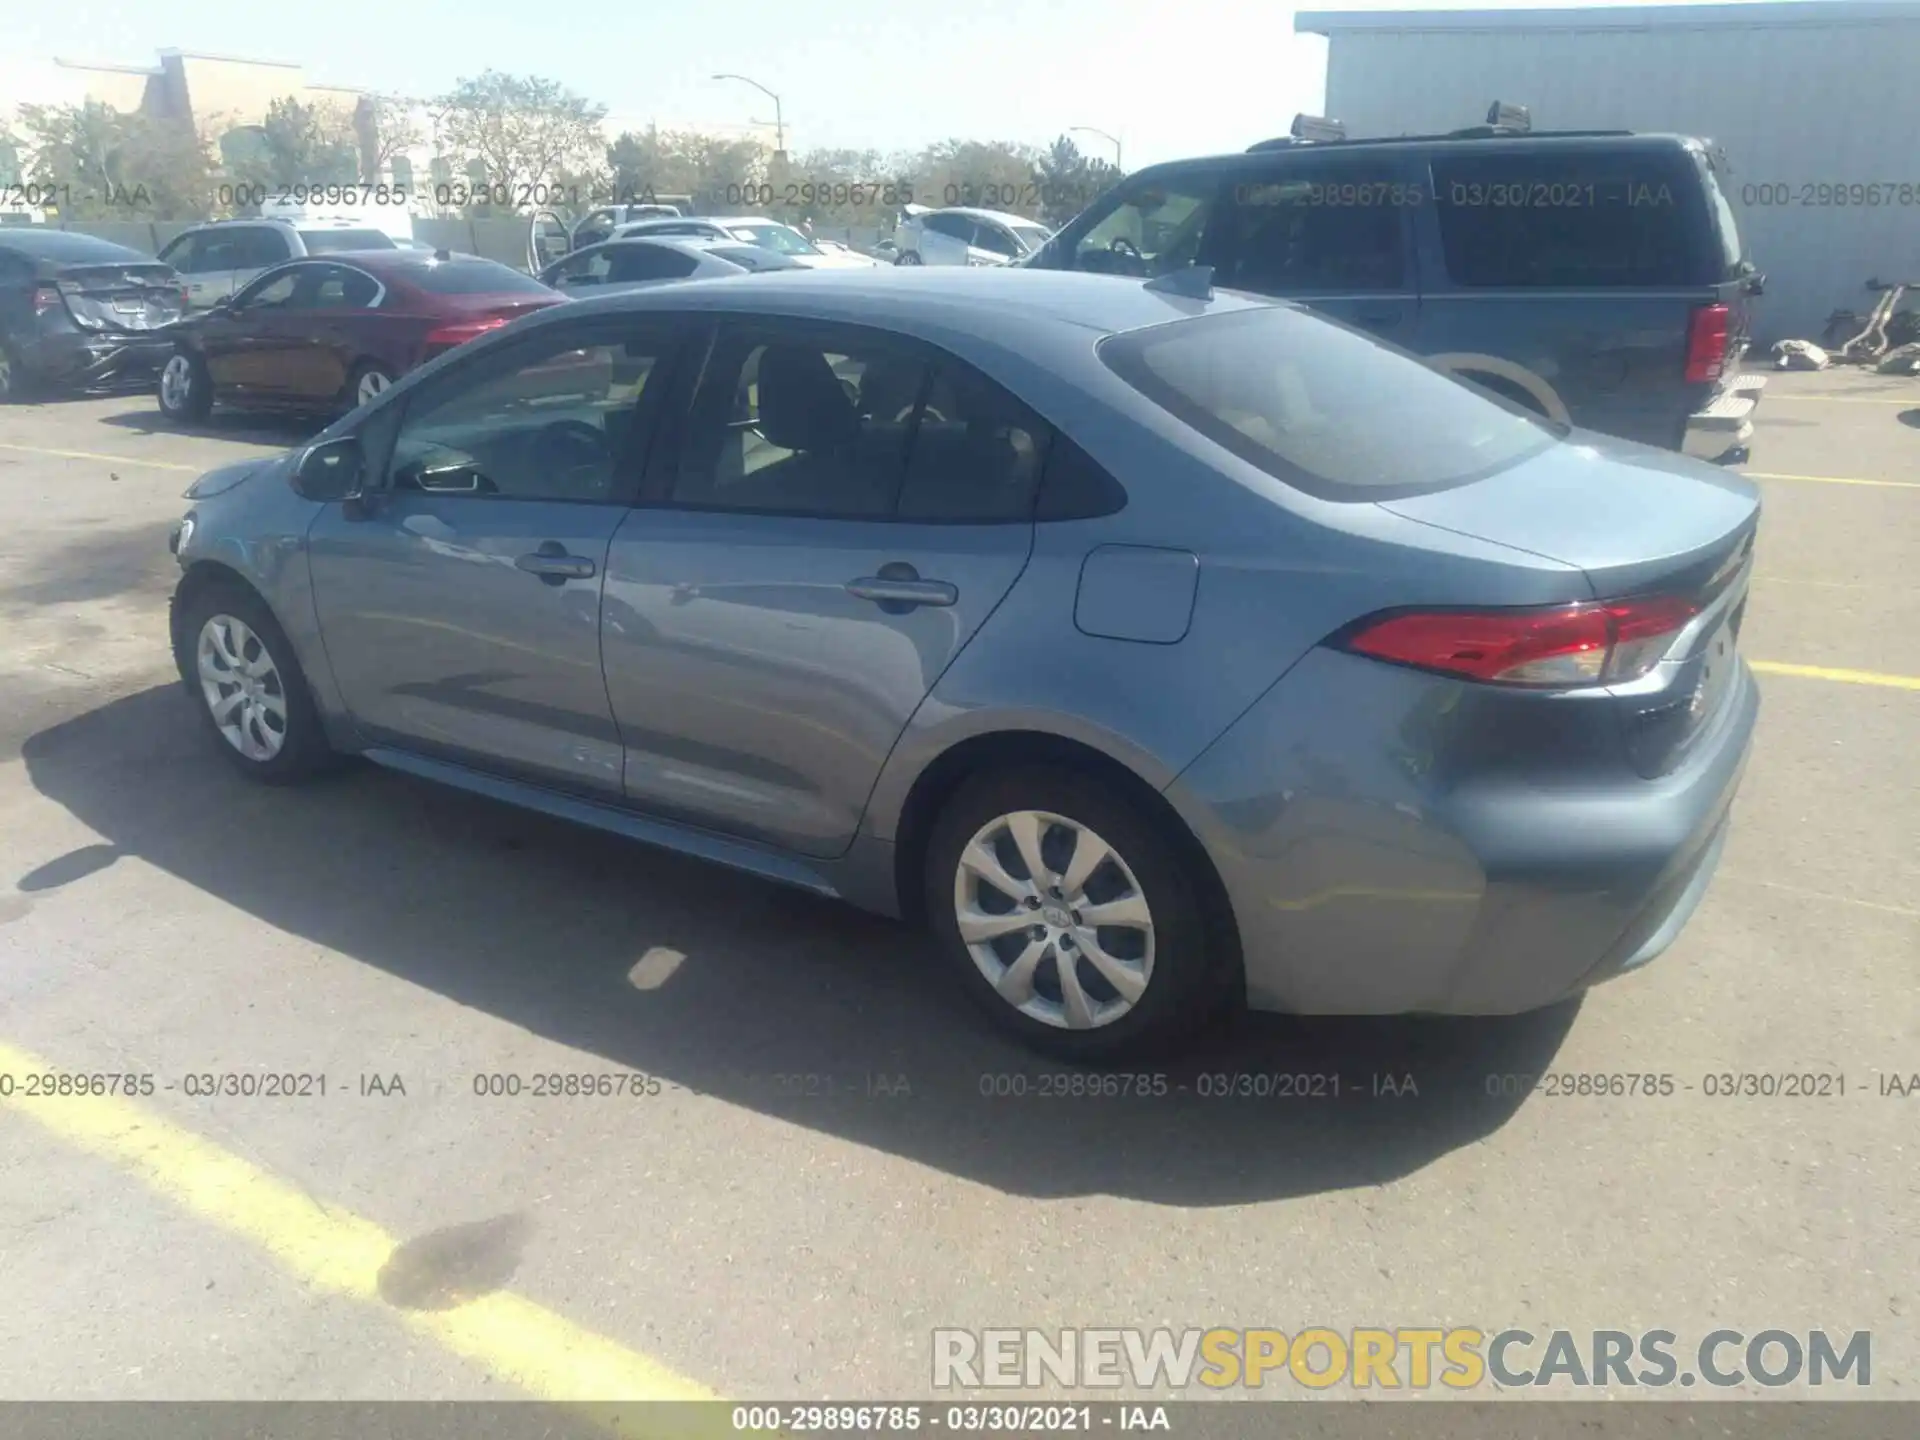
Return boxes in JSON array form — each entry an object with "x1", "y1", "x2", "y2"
[
  {"x1": 196, "y1": 614, "x2": 289, "y2": 762},
  {"x1": 951, "y1": 810, "x2": 1155, "y2": 1030},
  {"x1": 160, "y1": 355, "x2": 194, "y2": 412},
  {"x1": 356, "y1": 370, "x2": 391, "y2": 405}
]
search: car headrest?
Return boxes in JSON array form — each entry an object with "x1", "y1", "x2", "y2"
[{"x1": 757, "y1": 347, "x2": 858, "y2": 452}]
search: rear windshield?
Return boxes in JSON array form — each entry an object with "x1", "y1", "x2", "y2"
[
  {"x1": 1428, "y1": 150, "x2": 1714, "y2": 288},
  {"x1": 1099, "y1": 306, "x2": 1556, "y2": 501},
  {"x1": 402, "y1": 260, "x2": 555, "y2": 295},
  {"x1": 708, "y1": 244, "x2": 800, "y2": 271},
  {"x1": 298, "y1": 228, "x2": 397, "y2": 253}
]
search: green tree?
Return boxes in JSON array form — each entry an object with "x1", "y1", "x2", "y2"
[
  {"x1": 1031, "y1": 134, "x2": 1124, "y2": 227},
  {"x1": 431, "y1": 71, "x2": 606, "y2": 210},
  {"x1": 907, "y1": 139, "x2": 1043, "y2": 219},
  {"x1": 19, "y1": 101, "x2": 212, "y2": 220},
  {"x1": 226, "y1": 96, "x2": 360, "y2": 189}
]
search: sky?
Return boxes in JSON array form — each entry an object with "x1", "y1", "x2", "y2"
[{"x1": 9, "y1": 0, "x2": 1802, "y2": 170}]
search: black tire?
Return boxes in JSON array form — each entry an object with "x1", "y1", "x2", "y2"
[
  {"x1": 925, "y1": 765, "x2": 1232, "y2": 1063},
  {"x1": 345, "y1": 361, "x2": 396, "y2": 410},
  {"x1": 894, "y1": 250, "x2": 922, "y2": 266},
  {"x1": 0, "y1": 341, "x2": 36, "y2": 403},
  {"x1": 171, "y1": 579, "x2": 335, "y2": 785},
  {"x1": 157, "y1": 350, "x2": 212, "y2": 422}
]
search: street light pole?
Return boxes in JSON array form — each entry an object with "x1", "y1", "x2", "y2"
[
  {"x1": 712, "y1": 73, "x2": 784, "y2": 155},
  {"x1": 1069, "y1": 126, "x2": 1123, "y2": 171}
]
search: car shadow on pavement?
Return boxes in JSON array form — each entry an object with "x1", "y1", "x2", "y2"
[
  {"x1": 93, "y1": 408, "x2": 321, "y2": 448},
  {"x1": 21, "y1": 685, "x2": 1581, "y2": 1207}
]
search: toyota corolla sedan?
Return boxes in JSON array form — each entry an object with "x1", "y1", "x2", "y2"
[{"x1": 166, "y1": 267, "x2": 1760, "y2": 1061}]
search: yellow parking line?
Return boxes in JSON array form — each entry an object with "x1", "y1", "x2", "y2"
[
  {"x1": 0, "y1": 441, "x2": 201, "y2": 473},
  {"x1": 1761, "y1": 394, "x2": 1918, "y2": 403},
  {"x1": 1742, "y1": 471, "x2": 1920, "y2": 489},
  {"x1": 1751, "y1": 660, "x2": 1920, "y2": 691},
  {"x1": 0, "y1": 1038, "x2": 716, "y2": 1403}
]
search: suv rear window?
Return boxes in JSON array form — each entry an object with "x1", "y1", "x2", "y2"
[
  {"x1": 403, "y1": 260, "x2": 554, "y2": 295},
  {"x1": 1099, "y1": 306, "x2": 1555, "y2": 500},
  {"x1": 298, "y1": 228, "x2": 397, "y2": 254},
  {"x1": 1430, "y1": 150, "x2": 1710, "y2": 288}
]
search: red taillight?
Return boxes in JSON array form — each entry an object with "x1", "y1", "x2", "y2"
[
  {"x1": 32, "y1": 284, "x2": 61, "y2": 314},
  {"x1": 423, "y1": 316, "x2": 511, "y2": 348},
  {"x1": 1685, "y1": 303, "x2": 1730, "y2": 384},
  {"x1": 1340, "y1": 595, "x2": 1701, "y2": 688}
]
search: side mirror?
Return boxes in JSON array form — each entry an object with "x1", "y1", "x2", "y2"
[{"x1": 291, "y1": 436, "x2": 364, "y2": 503}]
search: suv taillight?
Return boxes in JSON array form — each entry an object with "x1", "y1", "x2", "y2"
[
  {"x1": 1338, "y1": 596, "x2": 1701, "y2": 688},
  {"x1": 1685, "y1": 303, "x2": 1731, "y2": 384}
]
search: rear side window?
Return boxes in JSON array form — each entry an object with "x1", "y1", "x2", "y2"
[
  {"x1": 1100, "y1": 306, "x2": 1555, "y2": 501},
  {"x1": 1430, "y1": 150, "x2": 1711, "y2": 288},
  {"x1": 232, "y1": 228, "x2": 294, "y2": 269},
  {"x1": 405, "y1": 261, "x2": 554, "y2": 295},
  {"x1": 607, "y1": 246, "x2": 700, "y2": 283}
]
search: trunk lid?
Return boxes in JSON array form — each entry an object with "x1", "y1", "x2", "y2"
[
  {"x1": 1379, "y1": 434, "x2": 1759, "y2": 777},
  {"x1": 1377, "y1": 432, "x2": 1759, "y2": 599},
  {"x1": 54, "y1": 262, "x2": 184, "y2": 332}
]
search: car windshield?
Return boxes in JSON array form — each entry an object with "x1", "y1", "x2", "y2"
[
  {"x1": 404, "y1": 260, "x2": 556, "y2": 295},
  {"x1": 1099, "y1": 305, "x2": 1557, "y2": 500},
  {"x1": 298, "y1": 229, "x2": 397, "y2": 253},
  {"x1": 726, "y1": 223, "x2": 820, "y2": 256}
]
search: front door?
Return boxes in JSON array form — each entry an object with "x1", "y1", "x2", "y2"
[
  {"x1": 602, "y1": 318, "x2": 1041, "y2": 857},
  {"x1": 306, "y1": 314, "x2": 684, "y2": 796}
]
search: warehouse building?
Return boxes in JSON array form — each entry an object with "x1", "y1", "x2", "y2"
[{"x1": 1296, "y1": 1, "x2": 1920, "y2": 342}]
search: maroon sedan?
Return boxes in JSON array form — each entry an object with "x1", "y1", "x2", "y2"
[{"x1": 156, "y1": 250, "x2": 563, "y2": 422}]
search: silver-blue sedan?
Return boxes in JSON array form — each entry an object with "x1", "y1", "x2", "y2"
[{"x1": 166, "y1": 266, "x2": 1760, "y2": 1061}]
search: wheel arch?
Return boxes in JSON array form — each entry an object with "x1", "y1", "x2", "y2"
[{"x1": 889, "y1": 728, "x2": 1243, "y2": 988}]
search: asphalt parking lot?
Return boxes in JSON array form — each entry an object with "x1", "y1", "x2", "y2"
[{"x1": 0, "y1": 370, "x2": 1915, "y2": 1404}]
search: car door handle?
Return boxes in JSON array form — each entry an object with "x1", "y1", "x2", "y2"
[
  {"x1": 515, "y1": 543, "x2": 596, "y2": 583},
  {"x1": 845, "y1": 573, "x2": 957, "y2": 608}
]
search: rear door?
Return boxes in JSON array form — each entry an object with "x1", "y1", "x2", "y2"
[
  {"x1": 1202, "y1": 152, "x2": 1422, "y2": 345},
  {"x1": 1413, "y1": 142, "x2": 1742, "y2": 447},
  {"x1": 281, "y1": 262, "x2": 385, "y2": 402},
  {"x1": 601, "y1": 318, "x2": 1044, "y2": 857},
  {"x1": 920, "y1": 213, "x2": 972, "y2": 265}
]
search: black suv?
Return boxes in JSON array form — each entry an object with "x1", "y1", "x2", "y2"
[{"x1": 1028, "y1": 109, "x2": 1765, "y2": 462}]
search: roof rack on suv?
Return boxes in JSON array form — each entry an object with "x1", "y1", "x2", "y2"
[
  {"x1": 1247, "y1": 102, "x2": 1635, "y2": 152},
  {"x1": 1247, "y1": 113, "x2": 1349, "y2": 151}
]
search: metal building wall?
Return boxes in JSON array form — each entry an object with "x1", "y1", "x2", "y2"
[{"x1": 1310, "y1": 7, "x2": 1920, "y2": 342}]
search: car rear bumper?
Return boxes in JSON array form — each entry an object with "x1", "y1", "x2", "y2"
[
  {"x1": 1683, "y1": 373, "x2": 1766, "y2": 462},
  {"x1": 1165, "y1": 646, "x2": 1760, "y2": 1016},
  {"x1": 25, "y1": 330, "x2": 176, "y2": 390}
]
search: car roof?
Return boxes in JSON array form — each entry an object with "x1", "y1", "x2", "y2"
[
  {"x1": 1135, "y1": 130, "x2": 1704, "y2": 179},
  {"x1": 267, "y1": 250, "x2": 514, "y2": 279},
  {"x1": 0, "y1": 229, "x2": 153, "y2": 263},
  {"x1": 542, "y1": 266, "x2": 1274, "y2": 341}
]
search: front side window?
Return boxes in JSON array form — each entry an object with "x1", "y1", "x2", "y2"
[
  {"x1": 1430, "y1": 150, "x2": 1711, "y2": 288},
  {"x1": 1068, "y1": 174, "x2": 1223, "y2": 277},
  {"x1": 1100, "y1": 306, "x2": 1555, "y2": 500},
  {"x1": 309, "y1": 265, "x2": 381, "y2": 309},
  {"x1": 386, "y1": 324, "x2": 672, "y2": 502},
  {"x1": 969, "y1": 223, "x2": 1020, "y2": 259},
  {"x1": 234, "y1": 267, "x2": 303, "y2": 309}
]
